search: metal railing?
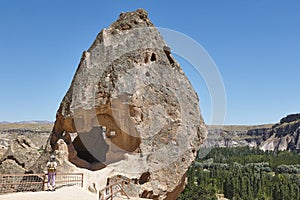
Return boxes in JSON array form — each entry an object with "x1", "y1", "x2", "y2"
[
  {"x1": 52, "y1": 173, "x2": 83, "y2": 189},
  {"x1": 99, "y1": 179, "x2": 131, "y2": 200},
  {"x1": 0, "y1": 173, "x2": 83, "y2": 194}
]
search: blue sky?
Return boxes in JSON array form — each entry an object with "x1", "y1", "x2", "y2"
[{"x1": 0, "y1": 1, "x2": 299, "y2": 125}]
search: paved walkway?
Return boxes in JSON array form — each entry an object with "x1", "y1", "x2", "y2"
[
  {"x1": 0, "y1": 186, "x2": 98, "y2": 200},
  {"x1": 0, "y1": 187, "x2": 150, "y2": 200},
  {"x1": 114, "y1": 197, "x2": 149, "y2": 200}
]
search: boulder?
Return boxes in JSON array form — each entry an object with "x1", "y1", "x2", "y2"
[{"x1": 43, "y1": 9, "x2": 206, "y2": 199}]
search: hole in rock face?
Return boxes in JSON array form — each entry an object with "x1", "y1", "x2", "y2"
[
  {"x1": 70, "y1": 113, "x2": 141, "y2": 170},
  {"x1": 139, "y1": 172, "x2": 151, "y2": 184},
  {"x1": 72, "y1": 127, "x2": 108, "y2": 164},
  {"x1": 150, "y1": 53, "x2": 156, "y2": 61}
]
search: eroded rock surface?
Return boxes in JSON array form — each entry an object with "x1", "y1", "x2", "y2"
[
  {"x1": 0, "y1": 135, "x2": 40, "y2": 174},
  {"x1": 205, "y1": 114, "x2": 300, "y2": 154},
  {"x1": 260, "y1": 114, "x2": 300, "y2": 152},
  {"x1": 44, "y1": 9, "x2": 206, "y2": 199}
]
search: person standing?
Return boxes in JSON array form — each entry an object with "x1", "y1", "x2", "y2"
[{"x1": 46, "y1": 154, "x2": 57, "y2": 191}]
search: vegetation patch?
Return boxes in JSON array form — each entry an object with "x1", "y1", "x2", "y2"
[{"x1": 178, "y1": 147, "x2": 300, "y2": 200}]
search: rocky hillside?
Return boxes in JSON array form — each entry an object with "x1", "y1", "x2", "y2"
[
  {"x1": 0, "y1": 123, "x2": 52, "y2": 158},
  {"x1": 260, "y1": 114, "x2": 300, "y2": 152},
  {"x1": 205, "y1": 113, "x2": 300, "y2": 153},
  {"x1": 205, "y1": 124, "x2": 272, "y2": 149},
  {"x1": 0, "y1": 123, "x2": 52, "y2": 174},
  {"x1": 0, "y1": 136, "x2": 41, "y2": 174}
]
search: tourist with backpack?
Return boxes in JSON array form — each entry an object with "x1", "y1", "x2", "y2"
[{"x1": 46, "y1": 154, "x2": 57, "y2": 191}]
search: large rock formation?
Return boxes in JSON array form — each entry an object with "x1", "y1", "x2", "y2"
[{"x1": 40, "y1": 9, "x2": 206, "y2": 199}]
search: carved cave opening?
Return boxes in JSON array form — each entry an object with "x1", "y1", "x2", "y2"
[
  {"x1": 69, "y1": 113, "x2": 141, "y2": 170},
  {"x1": 72, "y1": 127, "x2": 108, "y2": 164}
]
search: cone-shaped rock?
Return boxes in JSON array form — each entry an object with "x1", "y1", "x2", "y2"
[{"x1": 48, "y1": 9, "x2": 207, "y2": 199}]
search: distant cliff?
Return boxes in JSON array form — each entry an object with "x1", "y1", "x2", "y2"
[
  {"x1": 260, "y1": 114, "x2": 300, "y2": 152},
  {"x1": 205, "y1": 114, "x2": 300, "y2": 153}
]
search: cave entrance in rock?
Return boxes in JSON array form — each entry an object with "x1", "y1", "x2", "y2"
[
  {"x1": 70, "y1": 112, "x2": 142, "y2": 170},
  {"x1": 72, "y1": 126, "x2": 109, "y2": 165}
]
